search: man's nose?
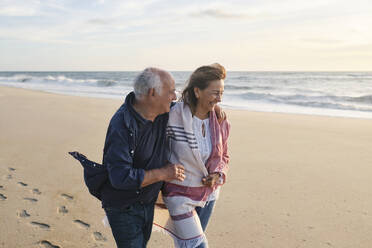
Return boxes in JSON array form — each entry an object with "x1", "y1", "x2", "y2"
[{"x1": 216, "y1": 94, "x2": 222, "y2": 102}]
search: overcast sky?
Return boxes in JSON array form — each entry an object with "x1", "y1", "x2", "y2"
[{"x1": 0, "y1": 0, "x2": 371, "y2": 71}]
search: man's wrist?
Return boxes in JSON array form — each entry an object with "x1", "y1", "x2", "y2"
[
  {"x1": 142, "y1": 168, "x2": 163, "y2": 188},
  {"x1": 153, "y1": 168, "x2": 164, "y2": 181}
]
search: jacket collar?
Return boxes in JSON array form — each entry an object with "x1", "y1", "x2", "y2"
[{"x1": 122, "y1": 91, "x2": 148, "y2": 129}]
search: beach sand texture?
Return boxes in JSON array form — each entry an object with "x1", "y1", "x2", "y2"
[{"x1": 1, "y1": 86, "x2": 372, "y2": 248}]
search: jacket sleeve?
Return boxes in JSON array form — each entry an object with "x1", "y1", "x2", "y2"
[
  {"x1": 103, "y1": 126, "x2": 145, "y2": 190},
  {"x1": 215, "y1": 119, "x2": 231, "y2": 184}
]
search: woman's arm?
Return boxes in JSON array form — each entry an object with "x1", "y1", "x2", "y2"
[{"x1": 203, "y1": 119, "x2": 231, "y2": 187}]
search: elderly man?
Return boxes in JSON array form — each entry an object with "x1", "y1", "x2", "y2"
[{"x1": 101, "y1": 68, "x2": 186, "y2": 248}]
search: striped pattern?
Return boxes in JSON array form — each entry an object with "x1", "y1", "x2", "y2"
[
  {"x1": 162, "y1": 182, "x2": 212, "y2": 202},
  {"x1": 170, "y1": 210, "x2": 195, "y2": 221},
  {"x1": 166, "y1": 125, "x2": 198, "y2": 149}
]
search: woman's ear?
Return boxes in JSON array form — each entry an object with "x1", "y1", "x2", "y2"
[{"x1": 193, "y1": 87, "x2": 200, "y2": 99}]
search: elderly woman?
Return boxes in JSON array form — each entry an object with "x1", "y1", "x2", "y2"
[{"x1": 155, "y1": 63, "x2": 230, "y2": 248}]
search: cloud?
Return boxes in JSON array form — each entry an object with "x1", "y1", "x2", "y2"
[
  {"x1": 326, "y1": 43, "x2": 372, "y2": 54},
  {"x1": 110, "y1": 0, "x2": 162, "y2": 18},
  {"x1": 189, "y1": 9, "x2": 251, "y2": 19},
  {"x1": 301, "y1": 38, "x2": 344, "y2": 44},
  {"x1": 0, "y1": 0, "x2": 67, "y2": 17},
  {"x1": 0, "y1": 5, "x2": 38, "y2": 16},
  {"x1": 87, "y1": 18, "x2": 112, "y2": 25}
]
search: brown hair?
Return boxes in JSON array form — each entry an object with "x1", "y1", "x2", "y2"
[{"x1": 182, "y1": 63, "x2": 226, "y2": 114}]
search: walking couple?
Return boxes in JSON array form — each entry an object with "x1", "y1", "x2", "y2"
[{"x1": 71, "y1": 63, "x2": 230, "y2": 248}]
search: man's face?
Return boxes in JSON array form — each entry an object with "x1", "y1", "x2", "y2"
[{"x1": 156, "y1": 76, "x2": 177, "y2": 115}]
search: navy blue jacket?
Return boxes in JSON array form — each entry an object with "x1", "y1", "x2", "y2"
[
  {"x1": 99, "y1": 92, "x2": 170, "y2": 208},
  {"x1": 68, "y1": 151, "x2": 106, "y2": 201}
]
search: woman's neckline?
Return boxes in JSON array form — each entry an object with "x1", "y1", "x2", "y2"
[{"x1": 193, "y1": 115, "x2": 209, "y2": 121}]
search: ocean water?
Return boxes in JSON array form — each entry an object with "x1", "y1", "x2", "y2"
[{"x1": 1, "y1": 71, "x2": 372, "y2": 119}]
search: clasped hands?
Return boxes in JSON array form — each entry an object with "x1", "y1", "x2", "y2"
[{"x1": 202, "y1": 172, "x2": 221, "y2": 188}]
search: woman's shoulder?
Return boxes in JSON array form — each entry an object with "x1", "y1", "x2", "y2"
[{"x1": 169, "y1": 101, "x2": 193, "y2": 125}]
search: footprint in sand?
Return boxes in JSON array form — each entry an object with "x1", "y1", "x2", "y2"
[
  {"x1": 92, "y1": 231, "x2": 107, "y2": 242},
  {"x1": 32, "y1": 188, "x2": 41, "y2": 195},
  {"x1": 0, "y1": 193, "x2": 7, "y2": 200},
  {"x1": 60, "y1": 193, "x2": 73, "y2": 201},
  {"x1": 73, "y1": 219, "x2": 90, "y2": 229},
  {"x1": 58, "y1": 206, "x2": 68, "y2": 214},
  {"x1": 39, "y1": 240, "x2": 60, "y2": 248},
  {"x1": 30, "y1": 222, "x2": 50, "y2": 230},
  {"x1": 5, "y1": 174, "x2": 12, "y2": 180},
  {"x1": 18, "y1": 210, "x2": 31, "y2": 218},
  {"x1": 24, "y1": 197, "x2": 38, "y2": 202},
  {"x1": 0, "y1": 185, "x2": 4, "y2": 190},
  {"x1": 18, "y1": 182, "x2": 28, "y2": 187},
  {"x1": 8, "y1": 167, "x2": 16, "y2": 172}
]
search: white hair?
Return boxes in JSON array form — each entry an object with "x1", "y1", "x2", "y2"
[{"x1": 133, "y1": 68, "x2": 162, "y2": 98}]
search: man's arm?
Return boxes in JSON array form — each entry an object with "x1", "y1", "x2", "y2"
[
  {"x1": 103, "y1": 127, "x2": 145, "y2": 190},
  {"x1": 141, "y1": 163, "x2": 185, "y2": 187},
  {"x1": 104, "y1": 126, "x2": 185, "y2": 190},
  {"x1": 214, "y1": 104, "x2": 226, "y2": 124}
]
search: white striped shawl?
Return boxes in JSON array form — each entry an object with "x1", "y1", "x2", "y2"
[{"x1": 153, "y1": 102, "x2": 230, "y2": 248}]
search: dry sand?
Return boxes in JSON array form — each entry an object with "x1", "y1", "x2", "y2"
[{"x1": 1, "y1": 86, "x2": 372, "y2": 248}]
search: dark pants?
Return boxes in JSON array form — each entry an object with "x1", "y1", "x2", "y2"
[
  {"x1": 104, "y1": 201, "x2": 155, "y2": 248},
  {"x1": 195, "y1": 200, "x2": 216, "y2": 248}
]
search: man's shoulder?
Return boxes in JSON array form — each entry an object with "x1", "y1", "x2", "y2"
[{"x1": 108, "y1": 102, "x2": 131, "y2": 130}]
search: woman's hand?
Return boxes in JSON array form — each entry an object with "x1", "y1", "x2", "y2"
[
  {"x1": 202, "y1": 173, "x2": 221, "y2": 188},
  {"x1": 214, "y1": 105, "x2": 226, "y2": 124}
]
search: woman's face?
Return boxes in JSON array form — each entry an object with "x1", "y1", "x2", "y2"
[{"x1": 194, "y1": 79, "x2": 224, "y2": 113}]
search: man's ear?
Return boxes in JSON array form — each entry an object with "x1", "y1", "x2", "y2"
[{"x1": 147, "y1": 88, "x2": 155, "y2": 97}]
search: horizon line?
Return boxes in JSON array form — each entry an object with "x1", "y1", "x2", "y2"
[{"x1": 1, "y1": 70, "x2": 372, "y2": 73}]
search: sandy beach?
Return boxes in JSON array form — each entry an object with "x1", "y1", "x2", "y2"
[{"x1": 1, "y1": 85, "x2": 372, "y2": 248}]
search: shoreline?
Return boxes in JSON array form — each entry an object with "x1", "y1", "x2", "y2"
[{"x1": 1, "y1": 85, "x2": 372, "y2": 121}]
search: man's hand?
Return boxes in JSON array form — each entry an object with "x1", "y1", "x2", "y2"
[
  {"x1": 141, "y1": 163, "x2": 185, "y2": 187},
  {"x1": 159, "y1": 163, "x2": 186, "y2": 182},
  {"x1": 201, "y1": 173, "x2": 220, "y2": 188},
  {"x1": 214, "y1": 105, "x2": 226, "y2": 124}
]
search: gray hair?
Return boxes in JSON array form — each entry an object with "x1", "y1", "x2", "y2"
[{"x1": 133, "y1": 68, "x2": 162, "y2": 98}]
